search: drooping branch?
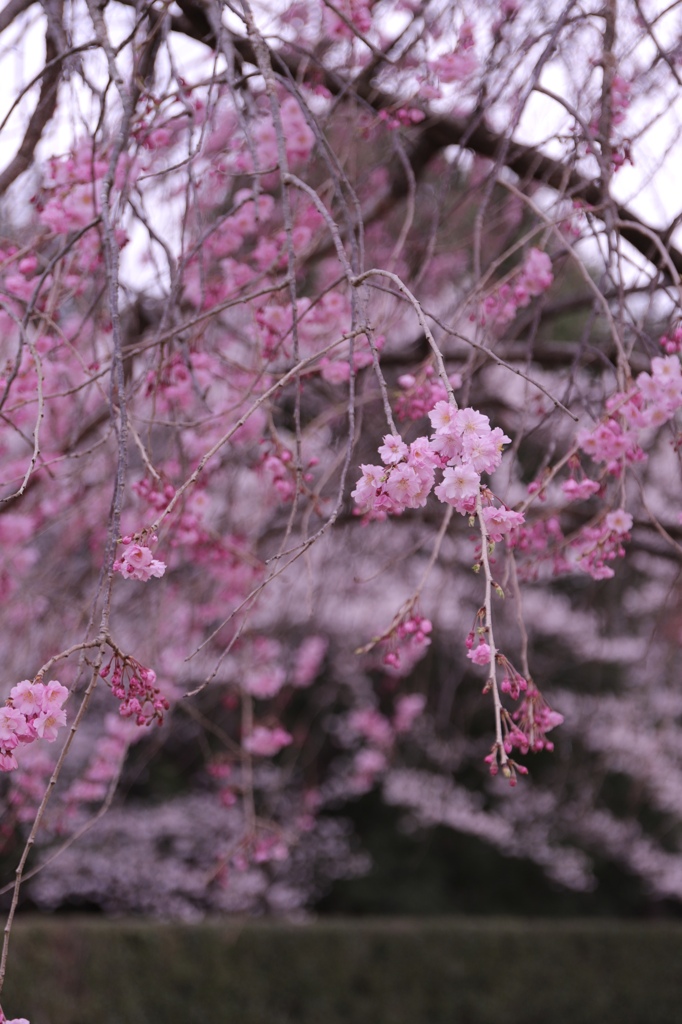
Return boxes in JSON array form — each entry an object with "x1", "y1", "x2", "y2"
[
  {"x1": 158, "y1": 0, "x2": 682, "y2": 281},
  {"x1": 0, "y1": 4, "x2": 62, "y2": 197}
]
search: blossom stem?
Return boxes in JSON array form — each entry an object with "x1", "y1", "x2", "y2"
[{"x1": 476, "y1": 490, "x2": 507, "y2": 768}]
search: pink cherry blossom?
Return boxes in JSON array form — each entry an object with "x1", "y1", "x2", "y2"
[
  {"x1": 562, "y1": 478, "x2": 600, "y2": 501},
  {"x1": 481, "y1": 506, "x2": 525, "y2": 542},
  {"x1": 32, "y1": 708, "x2": 66, "y2": 741},
  {"x1": 292, "y1": 636, "x2": 328, "y2": 688},
  {"x1": 243, "y1": 726, "x2": 293, "y2": 757},
  {"x1": 604, "y1": 508, "x2": 633, "y2": 534},
  {"x1": 9, "y1": 680, "x2": 44, "y2": 716},
  {"x1": 42, "y1": 681, "x2": 69, "y2": 708},
  {"x1": 435, "y1": 464, "x2": 480, "y2": 505},
  {"x1": 428, "y1": 399, "x2": 459, "y2": 434},
  {"x1": 114, "y1": 543, "x2": 166, "y2": 582},
  {"x1": 378, "y1": 433, "x2": 409, "y2": 465},
  {"x1": 349, "y1": 707, "x2": 394, "y2": 748},
  {"x1": 0, "y1": 707, "x2": 30, "y2": 745},
  {"x1": 244, "y1": 666, "x2": 287, "y2": 699},
  {"x1": 467, "y1": 642, "x2": 491, "y2": 666},
  {"x1": 393, "y1": 693, "x2": 426, "y2": 733}
]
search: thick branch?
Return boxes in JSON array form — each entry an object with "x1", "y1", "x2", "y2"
[
  {"x1": 0, "y1": 0, "x2": 34, "y2": 33},
  {"x1": 0, "y1": 12, "x2": 61, "y2": 196}
]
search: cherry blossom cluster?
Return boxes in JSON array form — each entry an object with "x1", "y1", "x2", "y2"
[
  {"x1": 113, "y1": 537, "x2": 166, "y2": 582},
  {"x1": 377, "y1": 107, "x2": 426, "y2": 130},
  {"x1": 260, "y1": 446, "x2": 320, "y2": 504},
  {"x1": 395, "y1": 367, "x2": 462, "y2": 422},
  {"x1": 132, "y1": 91, "x2": 186, "y2": 152},
  {"x1": 100, "y1": 654, "x2": 169, "y2": 726},
  {"x1": 292, "y1": 636, "x2": 328, "y2": 688},
  {"x1": 352, "y1": 434, "x2": 438, "y2": 519},
  {"x1": 587, "y1": 73, "x2": 632, "y2": 168},
  {"x1": 570, "y1": 508, "x2": 633, "y2": 580},
  {"x1": 241, "y1": 634, "x2": 327, "y2": 699},
  {"x1": 466, "y1": 626, "x2": 492, "y2": 666},
  {"x1": 126, "y1": 474, "x2": 264, "y2": 637},
  {"x1": 0, "y1": 679, "x2": 69, "y2": 773},
  {"x1": 261, "y1": 449, "x2": 297, "y2": 503},
  {"x1": 35, "y1": 141, "x2": 130, "y2": 280},
  {"x1": 144, "y1": 352, "x2": 216, "y2": 413},
  {"x1": 345, "y1": 692, "x2": 427, "y2": 793},
  {"x1": 244, "y1": 96, "x2": 315, "y2": 173},
  {"x1": 243, "y1": 725, "x2": 293, "y2": 757},
  {"x1": 353, "y1": 399, "x2": 523, "y2": 541},
  {"x1": 510, "y1": 512, "x2": 631, "y2": 582},
  {"x1": 218, "y1": 635, "x2": 326, "y2": 713},
  {"x1": 428, "y1": 21, "x2": 478, "y2": 83},
  {"x1": 257, "y1": 288, "x2": 380, "y2": 381},
  {"x1": 181, "y1": 186, "x2": 324, "y2": 316},
  {"x1": 37, "y1": 142, "x2": 107, "y2": 235},
  {"x1": 576, "y1": 352, "x2": 682, "y2": 506},
  {"x1": 131, "y1": 477, "x2": 216, "y2": 552},
  {"x1": 514, "y1": 351, "x2": 682, "y2": 581},
  {"x1": 322, "y1": 0, "x2": 372, "y2": 37},
  {"x1": 479, "y1": 247, "x2": 553, "y2": 327}
]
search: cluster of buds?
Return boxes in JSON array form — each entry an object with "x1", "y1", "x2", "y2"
[
  {"x1": 498, "y1": 655, "x2": 528, "y2": 701},
  {"x1": 382, "y1": 613, "x2": 433, "y2": 675},
  {"x1": 100, "y1": 654, "x2": 169, "y2": 726},
  {"x1": 512, "y1": 685, "x2": 564, "y2": 754},
  {"x1": 465, "y1": 606, "x2": 491, "y2": 667},
  {"x1": 484, "y1": 741, "x2": 528, "y2": 787},
  {"x1": 377, "y1": 107, "x2": 426, "y2": 130},
  {"x1": 660, "y1": 326, "x2": 682, "y2": 355}
]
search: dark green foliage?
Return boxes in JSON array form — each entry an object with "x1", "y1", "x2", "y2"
[
  {"x1": 318, "y1": 794, "x2": 679, "y2": 918},
  {"x1": 4, "y1": 916, "x2": 682, "y2": 1024}
]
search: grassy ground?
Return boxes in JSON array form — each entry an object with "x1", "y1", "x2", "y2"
[{"x1": 3, "y1": 916, "x2": 682, "y2": 1024}]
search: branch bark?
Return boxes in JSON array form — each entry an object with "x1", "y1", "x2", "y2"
[{"x1": 0, "y1": 3, "x2": 62, "y2": 197}]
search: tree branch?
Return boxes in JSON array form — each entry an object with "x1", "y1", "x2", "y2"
[
  {"x1": 0, "y1": 6, "x2": 61, "y2": 197},
  {"x1": 156, "y1": 0, "x2": 682, "y2": 281}
]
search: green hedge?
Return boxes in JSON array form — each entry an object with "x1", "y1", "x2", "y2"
[{"x1": 3, "y1": 916, "x2": 682, "y2": 1024}]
